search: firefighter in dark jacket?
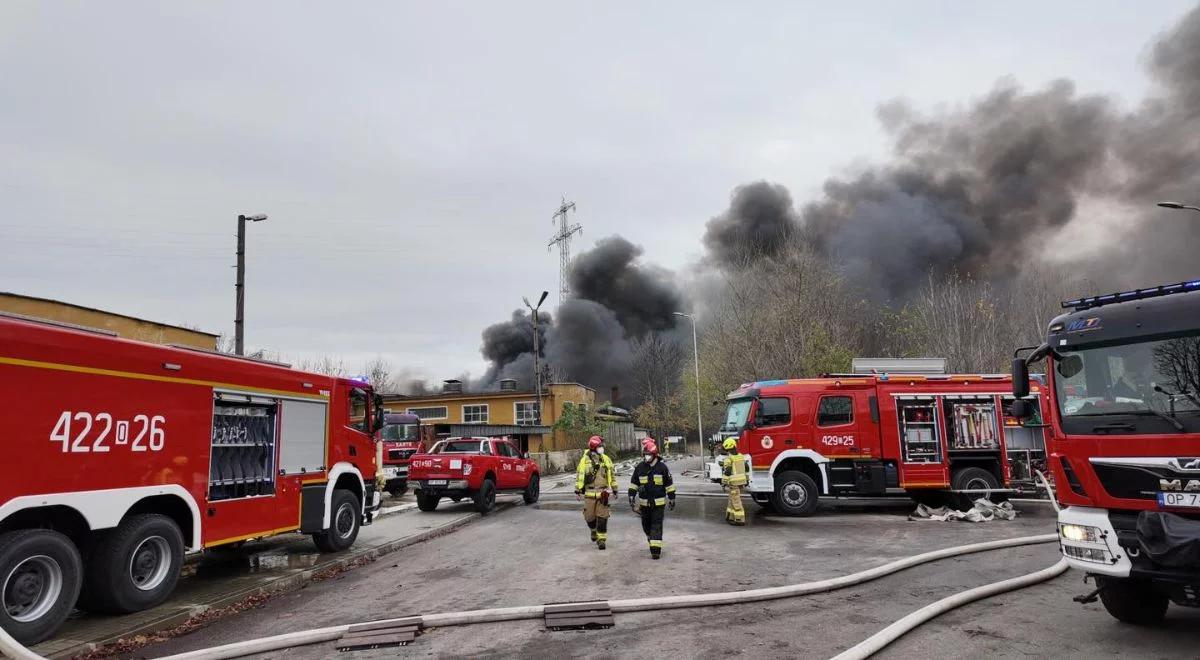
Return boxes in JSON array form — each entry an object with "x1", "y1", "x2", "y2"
[{"x1": 628, "y1": 438, "x2": 676, "y2": 559}]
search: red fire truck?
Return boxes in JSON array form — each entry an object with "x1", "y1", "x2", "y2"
[
  {"x1": 377, "y1": 412, "x2": 433, "y2": 497},
  {"x1": 0, "y1": 313, "x2": 385, "y2": 644},
  {"x1": 1012, "y1": 279, "x2": 1200, "y2": 624},
  {"x1": 706, "y1": 371, "x2": 1045, "y2": 516}
]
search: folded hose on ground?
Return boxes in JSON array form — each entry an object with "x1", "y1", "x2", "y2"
[
  {"x1": 151, "y1": 533, "x2": 1058, "y2": 660},
  {"x1": 830, "y1": 558, "x2": 1069, "y2": 660}
]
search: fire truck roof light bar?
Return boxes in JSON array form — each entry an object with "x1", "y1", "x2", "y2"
[{"x1": 1062, "y1": 279, "x2": 1200, "y2": 311}]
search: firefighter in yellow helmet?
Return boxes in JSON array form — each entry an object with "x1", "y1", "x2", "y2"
[
  {"x1": 575, "y1": 435, "x2": 617, "y2": 549},
  {"x1": 721, "y1": 437, "x2": 747, "y2": 525}
]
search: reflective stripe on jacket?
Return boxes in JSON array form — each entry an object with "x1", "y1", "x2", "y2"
[
  {"x1": 627, "y1": 458, "x2": 675, "y2": 506},
  {"x1": 575, "y1": 452, "x2": 617, "y2": 492},
  {"x1": 722, "y1": 452, "x2": 748, "y2": 486}
]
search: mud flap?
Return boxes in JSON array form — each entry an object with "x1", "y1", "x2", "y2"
[{"x1": 299, "y1": 483, "x2": 326, "y2": 534}]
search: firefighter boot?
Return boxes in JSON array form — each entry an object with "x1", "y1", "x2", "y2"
[
  {"x1": 596, "y1": 518, "x2": 608, "y2": 550},
  {"x1": 588, "y1": 520, "x2": 597, "y2": 543},
  {"x1": 649, "y1": 540, "x2": 662, "y2": 560}
]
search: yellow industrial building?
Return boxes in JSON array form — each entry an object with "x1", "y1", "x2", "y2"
[
  {"x1": 380, "y1": 379, "x2": 596, "y2": 453},
  {"x1": 0, "y1": 292, "x2": 218, "y2": 349}
]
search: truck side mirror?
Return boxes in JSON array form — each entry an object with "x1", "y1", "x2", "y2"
[
  {"x1": 371, "y1": 395, "x2": 386, "y2": 437},
  {"x1": 1010, "y1": 399, "x2": 1034, "y2": 420},
  {"x1": 1011, "y1": 358, "x2": 1030, "y2": 399}
]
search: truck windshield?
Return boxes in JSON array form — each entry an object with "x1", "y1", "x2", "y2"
[
  {"x1": 430, "y1": 440, "x2": 485, "y2": 453},
  {"x1": 723, "y1": 399, "x2": 753, "y2": 431},
  {"x1": 380, "y1": 423, "x2": 418, "y2": 441},
  {"x1": 1054, "y1": 333, "x2": 1200, "y2": 419}
]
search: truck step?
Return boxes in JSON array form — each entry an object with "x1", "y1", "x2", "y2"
[
  {"x1": 336, "y1": 616, "x2": 423, "y2": 651},
  {"x1": 544, "y1": 601, "x2": 614, "y2": 630}
]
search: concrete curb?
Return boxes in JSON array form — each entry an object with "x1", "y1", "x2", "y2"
[{"x1": 51, "y1": 510, "x2": 489, "y2": 659}]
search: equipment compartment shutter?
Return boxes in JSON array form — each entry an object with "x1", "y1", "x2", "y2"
[{"x1": 280, "y1": 399, "x2": 328, "y2": 474}]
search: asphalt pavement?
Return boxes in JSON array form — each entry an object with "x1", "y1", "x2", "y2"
[{"x1": 57, "y1": 457, "x2": 1200, "y2": 659}]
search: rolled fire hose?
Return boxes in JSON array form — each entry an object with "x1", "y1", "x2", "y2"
[{"x1": 151, "y1": 532, "x2": 1058, "y2": 660}]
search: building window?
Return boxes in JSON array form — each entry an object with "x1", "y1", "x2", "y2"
[
  {"x1": 463, "y1": 404, "x2": 489, "y2": 424},
  {"x1": 515, "y1": 401, "x2": 539, "y2": 425},
  {"x1": 816, "y1": 396, "x2": 853, "y2": 427},
  {"x1": 406, "y1": 406, "x2": 448, "y2": 420}
]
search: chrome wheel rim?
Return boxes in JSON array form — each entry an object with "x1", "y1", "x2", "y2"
[
  {"x1": 5, "y1": 555, "x2": 64, "y2": 622},
  {"x1": 335, "y1": 502, "x2": 356, "y2": 539},
  {"x1": 130, "y1": 536, "x2": 172, "y2": 592}
]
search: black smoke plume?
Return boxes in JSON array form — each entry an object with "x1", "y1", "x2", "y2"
[
  {"x1": 568, "y1": 236, "x2": 683, "y2": 338},
  {"x1": 477, "y1": 309, "x2": 551, "y2": 390},
  {"x1": 472, "y1": 5, "x2": 1200, "y2": 393},
  {"x1": 703, "y1": 181, "x2": 799, "y2": 268}
]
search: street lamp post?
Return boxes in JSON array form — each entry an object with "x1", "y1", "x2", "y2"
[
  {"x1": 1157, "y1": 201, "x2": 1200, "y2": 213},
  {"x1": 523, "y1": 291, "x2": 550, "y2": 440},
  {"x1": 235, "y1": 213, "x2": 268, "y2": 356},
  {"x1": 673, "y1": 311, "x2": 704, "y2": 458}
]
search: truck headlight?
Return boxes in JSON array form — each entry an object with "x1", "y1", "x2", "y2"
[{"x1": 1059, "y1": 523, "x2": 1101, "y2": 543}]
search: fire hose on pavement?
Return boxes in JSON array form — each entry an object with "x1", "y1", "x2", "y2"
[{"x1": 95, "y1": 532, "x2": 1058, "y2": 660}]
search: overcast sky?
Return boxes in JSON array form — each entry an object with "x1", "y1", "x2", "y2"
[{"x1": 2, "y1": 2, "x2": 1196, "y2": 382}]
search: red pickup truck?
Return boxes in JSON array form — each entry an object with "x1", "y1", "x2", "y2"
[{"x1": 408, "y1": 436, "x2": 540, "y2": 513}]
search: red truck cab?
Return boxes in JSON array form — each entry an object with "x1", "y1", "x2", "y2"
[
  {"x1": 706, "y1": 372, "x2": 1045, "y2": 516},
  {"x1": 409, "y1": 437, "x2": 540, "y2": 513},
  {"x1": 1013, "y1": 279, "x2": 1200, "y2": 624},
  {"x1": 377, "y1": 413, "x2": 428, "y2": 496}
]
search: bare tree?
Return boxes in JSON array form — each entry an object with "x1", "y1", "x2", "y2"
[{"x1": 363, "y1": 355, "x2": 398, "y2": 393}]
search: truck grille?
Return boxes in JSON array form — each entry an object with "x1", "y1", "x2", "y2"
[
  {"x1": 389, "y1": 449, "x2": 416, "y2": 461},
  {"x1": 1091, "y1": 462, "x2": 1170, "y2": 501}
]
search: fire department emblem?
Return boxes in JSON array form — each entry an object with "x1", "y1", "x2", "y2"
[{"x1": 761, "y1": 435, "x2": 774, "y2": 449}]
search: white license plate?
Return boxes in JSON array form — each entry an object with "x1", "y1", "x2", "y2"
[
  {"x1": 383, "y1": 467, "x2": 400, "y2": 478},
  {"x1": 427, "y1": 479, "x2": 448, "y2": 486},
  {"x1": 1158, "y1": 492, "x2": 1200, "y2": 508}
]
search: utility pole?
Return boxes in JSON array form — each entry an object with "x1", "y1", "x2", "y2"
[
  {"x1": 673, "y1": 312, "x2": 705, "y2": 457},
  {"x1": 524, "y1": 291, "x2": 550, "y2": 435},
  {"x1": 234, "y1": 213, "x2": 268, "y2": 355},
  {"x1": 548, "y1": 199, "x2": 581, "y2": 303}
]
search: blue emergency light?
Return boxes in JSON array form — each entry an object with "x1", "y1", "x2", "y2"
[{"x1": 1062, "y1": 279, "x2": 1200, "y2": 311}]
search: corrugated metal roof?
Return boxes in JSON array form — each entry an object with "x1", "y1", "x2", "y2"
[{"x1": 445, "y1": 423, "x2": 551, "y2": 436}]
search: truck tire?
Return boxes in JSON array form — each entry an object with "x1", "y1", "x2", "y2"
[
  {"x1": 772, "y1": 471, "x2": 819, "y2": 517},
  {"x1": 474, "y1": 478, "x2": 496, "y2": 514},
  {"x1": 1098, "y1": 577, "x2": 1169, "y2": 624},
  {"x1": 951, "y1": 467, "x2": 1001, "y2": 509},
  {"x1": 78, "y1": 514, "x2": 183, "y2": 614},
  {"x1": 387, "y1": 483, "x2": 408, "y2": 498},
  {"x1": 523, "y1": 474, "x2": 540, "y2": 505},
  {"x1": 0, "y1": 529, "x2": 83, "y2": 646},
  {"x1": 416, "y1": 490, "x2": 440, "y2": 512},
  {"x1": 312, "y1": 490, "x2": 361, "y2": 553}
]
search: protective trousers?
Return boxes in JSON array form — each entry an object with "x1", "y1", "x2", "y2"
[
  {"x1": 640, "y1": 505, "x2": 665, "y2": 558},
  {"x1": 726, "y1": 485, "x2": 745, "y2": 525},
  {"x1": 583, "y1": 492, "x2": 610, "y2": 545}
]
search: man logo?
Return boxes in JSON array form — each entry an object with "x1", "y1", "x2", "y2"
[
  {"x1": 1160, "y1": 479, "x2": 1200, "y2": 492},
  {"x1": 1180, "y1": 458, "x2": 1200, "y2": 471}
]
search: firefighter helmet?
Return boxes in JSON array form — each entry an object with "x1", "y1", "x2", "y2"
[
  {"x1": 723, "y1": 437, "x2": 738, "y2": 451},
  {"x1": 642, "y1": 438, "x2": 659, "y2": 456},
  {"x1": 588, "y1": 435, "x2": 604, "y2": 450}
]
